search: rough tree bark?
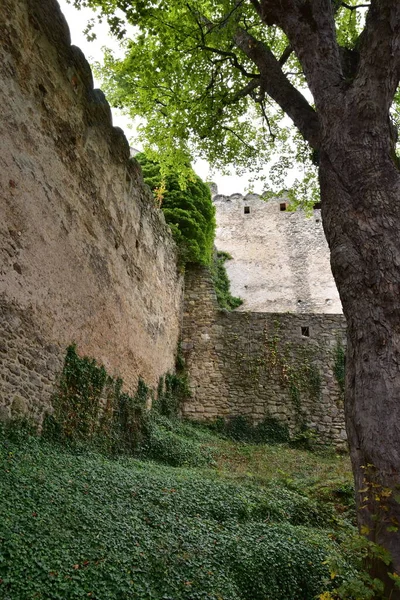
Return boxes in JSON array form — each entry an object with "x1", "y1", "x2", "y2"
[
  {"x1": 247, "y1": 0, "x2": 400, "y2": 591},
  {"x1": 321, "y1": 117, "x2": 400, "y2": 596}
]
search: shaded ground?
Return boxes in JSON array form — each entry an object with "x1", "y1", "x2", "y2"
[{"x1": 0, "y1": 421, "x2": 356, "y2": 600}]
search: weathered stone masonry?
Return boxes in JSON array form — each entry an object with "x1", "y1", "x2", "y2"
[
  {"x1": 182, "y1": 267, "x2": 347, "y2": 448},
  {"x1": 0, "y1": 0, "x2": 347, "y2": 445},
  {"x1": 0, "y1": 0, "x2": 183, "y2": 423},
  {"x1": 214, "y1": 192, "x2": 342, "y2": 314}
]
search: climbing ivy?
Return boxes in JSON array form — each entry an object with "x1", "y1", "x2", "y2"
[
  {"x1": 43, "y1": 344, "x2": 192, "y2": 461},
  {"x1": 136, "y1": 153, "x2": 216, "y2": 266},
  {"x1": 43, "y1": 344, "x2": 151, "y2": 454},
  {"x1": 333, "y1": 340, "x2": 346, "y2": 398},
  {"x1": 152, "y1": 341, "x2": 190, "y2": 419},
  {"x1": 265, "y1": 320, "x2": 322, "y2": 424},
  {"x1": 155, "y1": 372, "x2": 190, "y2": 419},
  {"x1": 211, "y1": 251, "x2": 243, "y2": 310}
]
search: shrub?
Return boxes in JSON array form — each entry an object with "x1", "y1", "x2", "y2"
[
  {"x1": 210, "y1": 414, "x2": 290, "y2": 444},
  {"x1": 136, "y1": 152, "x2": 216, "y2": 266}
]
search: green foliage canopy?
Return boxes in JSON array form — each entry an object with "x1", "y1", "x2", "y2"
[
  {"x1": 136, "y1": 152, "x2": 215, "y2": 265},
  {"x1": 71, "y1": 0, "x2": 389, "y2": 204}
]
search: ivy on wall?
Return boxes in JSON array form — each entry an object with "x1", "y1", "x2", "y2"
[
  {"x1": 264, "y1": 319, "x2": 322, "y2": 422},
  {"x1": 43, "y1": 345, "x2": 148, "y2": 453},
  {"x1": 333, "y1": 340, "x2": 346, "y2": 399},
  {"x1": 43, "y1": 344, "x2": 190, "y2": 457},
  {"x1": 136, "y1": 153, "x2": 216, "y2": 266},
  {"x1": 154, "y1": 343, "x2": 191, "y2": 418},
  {"x1": 211, "y1": 251, "x2": 243, "y2": 310}
]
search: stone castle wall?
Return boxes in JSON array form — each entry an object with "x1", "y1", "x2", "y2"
[
  {"x1": 214, "y1": 193, "x2": 342, "y2": 314},
  {"x1": 0, "y1": 0, "x2": 183, "y2": 423},
  {"x1": 182, "y1": 267, "x2": 347, "y2": 448}
]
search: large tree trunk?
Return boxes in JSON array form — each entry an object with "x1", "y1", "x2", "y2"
[{"x1": 320, "y1": 117, "x2": 400, "y2": 594}]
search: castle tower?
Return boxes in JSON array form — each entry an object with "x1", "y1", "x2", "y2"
[{"x1": 213, "y1": 192, "x2": 342, "y2": 314}]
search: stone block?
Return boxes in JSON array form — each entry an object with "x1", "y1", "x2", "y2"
[{"x1": 11, "y1": 395, "x2": 28, "y2": 415}]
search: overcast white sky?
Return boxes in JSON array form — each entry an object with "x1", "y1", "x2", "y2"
[{"x1": 57, "y1": 0, "x2": 273, "y2": 196}]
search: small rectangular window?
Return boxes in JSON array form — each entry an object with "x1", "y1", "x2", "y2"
[
  {"x1": 313, "y1": 202, "x2": 322, "y2": 209},
  {"x1": 244, "y1": 206, "x2": 250, "y2": 214},
  {"x1": 301, "y1": 326, "x2": 310, "y2": 337},
  {"x1": 280, "y1": 202, "x2": 287, "y2": 211}
]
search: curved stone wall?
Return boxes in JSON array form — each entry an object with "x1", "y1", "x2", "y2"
[{"x1": 0, "y1": 0, "x2": 183, "y2": 422}]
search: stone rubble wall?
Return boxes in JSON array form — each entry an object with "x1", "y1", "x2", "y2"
[
  {"x1": 182, "y1": 267, "x2": 347, "y2": 449},
  {"x1": 214, "y1": 193, "x2": 342, "y2": 314},
  {"x1": 0, "y1": 0, "x2": 183, "y2": 423}
]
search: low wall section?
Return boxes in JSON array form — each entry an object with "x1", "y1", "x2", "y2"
[{"x1": 182, "y1": 267, "x2": 347, "y2": 448}]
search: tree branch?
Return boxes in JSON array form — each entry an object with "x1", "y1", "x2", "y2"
[
  {"x1": 258, "y1": 0, "x2": 343, "y2": 110},
  {"x1": 279, "y1": 45, "x2": 293, "y2": 67},
  {"x1": 259, "y1": 99, "x2": 276, "y2": 142},
  {"x1": 222, "y1": 126, "x2": 258, "y2": 152},
  {"x1": 186, "y1": 3, "x2": 258, "y2": 79},
  {"x1": 207, "y1": 0, "x2": 245, "y2": 31},
  {"x1": 233, "y1": 27, "x2": 321, "y2": 149},
  {"x1": 340, "y1": 2, "x2": 370, "y2": 10},
  {"x1": 354, "y1": 0, "x2": 400, "y2": 115},
  {"x1": 226, "y1": 78, "x2": 261, "y2": 103},
  {"x1": 199, "y1": 45, "x2": 259, "y2": 78}
]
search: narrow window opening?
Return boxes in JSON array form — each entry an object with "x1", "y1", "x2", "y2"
[
  {"x1": 244, "y1": 206, "x2": 250, "y2": 214},
  {"x1": 301, "y1": 326, "x2": 310, "y2": 337},
  {"x1": 280, "y1": 202, "x2": 287, "y2": 211},
  {"x1": 313, "y1": 202, "x2": 322, "y2": 209}
]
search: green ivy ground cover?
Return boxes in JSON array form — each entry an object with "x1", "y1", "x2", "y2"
[{"x1": 0, "y1": 424, "x2": 357, "y2": 600}]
